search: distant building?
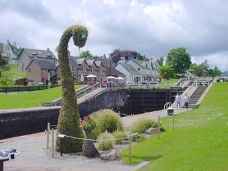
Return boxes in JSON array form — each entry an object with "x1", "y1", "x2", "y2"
[
  {"x1": 0, "y1": 41, "x2": 57, "y2": 70},
  {"x1": 0, "y1": 41, "x2": 57, "y2": 84},
  {"x1": 115, "y1": 59, "x2": 157, "y2": 85},
  {"x1": 57, "y1": 56, "x2": 123, "y2": 84},
  {"x1": 110, "y1": 49, "x2": 143, "y2": 64},
  {"x1": 25, "y1": 57, "x2": 56, "y2": 85}
]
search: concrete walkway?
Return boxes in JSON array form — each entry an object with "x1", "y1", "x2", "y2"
[
  {"x1": 122, "y1": 108, "x2": 191, "y2": 128},
  {"x1": 0, "y1": 108, "x2": 191, "y2": 171},
  {"x1": 0, "y1": 133, "x2": 134, "y2": 171}
]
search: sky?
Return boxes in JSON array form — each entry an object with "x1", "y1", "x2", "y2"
[{"x1": 0, "y1": 0, "x2": 228, "y2": 70}]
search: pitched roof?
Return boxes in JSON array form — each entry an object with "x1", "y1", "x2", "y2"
[
  {"x1": 117, "y1": 59, "x2": 155, "y2": 76},
  {"x1": 21, "y1": 48, "x2": 54, "y2": 60},
  {"x1": 7, "y1": 42, "x2": 55, "y2": 60},
  {"x1": 26, "y1": 58, "x2": 56, "y2": 70}
]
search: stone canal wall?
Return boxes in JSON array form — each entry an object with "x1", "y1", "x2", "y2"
[{"x1": 0, "y1": 88, "x2": 181, "y2": 139}]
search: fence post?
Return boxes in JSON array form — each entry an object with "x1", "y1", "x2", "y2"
[
  {"x1": 51, "y1": 128, "x2": 55, "y2": 158},
  {"x1": 46, "y1": 123, "x2": 50, "y2": 149},
  {"x1": 128, "y1": 134, "x2": 132, "y2": 164},
  {"x1": 158, "y1": 115, "x2": 161, "y2": 139}
]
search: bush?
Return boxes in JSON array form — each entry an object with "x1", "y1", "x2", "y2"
[
  {"x1": 96, "y1": 132, "x2": 115, "y2": 151},
  {"x1": 112, "y1": 131, "x2": 127, "y2": 144},
  {"x1": 131, "y1": 119, "x2": 159, "y2": 134},
  {"x1": 82, "y1": 116, "x2": 97, "y2": 139},
  {"x1": 92, "y1": 109, "x2": 123, "y2": 135},
  {"x1": 131, "y1": 133, "x2": 146, "y2": 142}
]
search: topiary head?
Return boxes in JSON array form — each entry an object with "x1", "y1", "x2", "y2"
[{"x1": 72, "y1": 25, "x2": 88, "y2": 48}]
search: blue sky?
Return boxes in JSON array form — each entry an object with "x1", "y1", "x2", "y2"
[{"x1": 0, "y1": 0, "x2": 228, "y2": 70}]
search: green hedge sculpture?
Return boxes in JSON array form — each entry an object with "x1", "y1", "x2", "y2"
[{"x1": 56, "y1": 25, "x2": 88, "y2": 153}]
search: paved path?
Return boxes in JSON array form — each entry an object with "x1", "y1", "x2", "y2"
[
  {"x1": 0, "y1": 108, "x2": 191, "y2": 171},
  {"x1": 122, "y1": 108, "x2": 191, "y2": 128},
  {"x1": 0, "y1": 133, "x2": 134, "y2": 171}
]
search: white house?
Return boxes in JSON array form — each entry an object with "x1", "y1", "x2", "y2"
[{"x1": 115, "y1": 59, "x2": 157, "y2": 85}]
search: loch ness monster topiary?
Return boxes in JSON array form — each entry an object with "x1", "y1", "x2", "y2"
[{"x1": 56, "y1": 25, "x2": 88, "y2": 153}]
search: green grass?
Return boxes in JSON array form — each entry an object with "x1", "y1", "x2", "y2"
[
  {"x1": 0, "y1": 64, "x2": 26, "y2": 86},
  {"x1": 158, "y1": 79, "x2": 178, "y2": 88},
  {"x1": 121, "y1": 83, "x2": 228, "y2": 171},
  {"x1": 0, "y1": 85, "x2": 81, "y2": 109}
]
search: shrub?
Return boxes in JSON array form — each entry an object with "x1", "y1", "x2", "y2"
[
  {"x1": 131, "y1": 119, "x2": 159, "y2": 134},
  {"x1": 112, "y1": 131, "x2": 127, "y2": 144},
  {"x1": 96, "y1": 132, "x2": 115, "y2": 151},
  {"x1": 92, "y1": 109, "x2": 123, "y2": 135},
  {"x1": 131, "y1": 133, "x2": 146, "y2": 142},
  {"x1": 82, "y1": 116, "x2": 97, "y2": 139}
]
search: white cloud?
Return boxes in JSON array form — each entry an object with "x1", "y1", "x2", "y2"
[{"x1": 0, "y1": 0, "x2": 228, "y2": 70}]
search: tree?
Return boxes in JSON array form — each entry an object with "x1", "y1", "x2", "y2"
[
  {"x1": 166, "y1": 48, "x2": 191, "y2": 74},
  {"x1": 156, "y1": 57, "x2": 164, "y2": 67},
  {"x1": 190, "y1": 63, "x2": 208, "y2": 77},
  {"x1": 208, "y1": 66, "x2": 222, "y2": 77},
  {"x1": 159, "y1": 64, "x2": 175, "y2": 79},
  {"x1": 56, "y1": 25, "x2": 88, "y2": 153},
  {"x1": 189, "y1": 60, "x2": 221, "y2": 77},
  {"x1": 0, "y1": 53, "x2": 8, "y2": 77},
  {"x1": 80, "y1": 50, "x2": 93, "y2": 59}
]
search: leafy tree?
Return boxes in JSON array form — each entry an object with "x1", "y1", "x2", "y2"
[
  {"x1": 56, "y1": 25, "x2": 88, "y2": 153},
  {"x1": 156, "y1": 57, "x2": 164, "y2": 67},
  {"x1": 189, "y1": 60, "x2": 221, "y2": 77},
  {"x1": 0, "y1": 53, "x2": 8, "y2": 77},
  {"x1": 80, "y1": 50, "x2": 93, "y2": 59},
  {"x1": 159, "y1": 64, "x2": 175, "y2": 79},
  {"x1": 208, "y1": 66, "x2": 222, "y2": 77},
  {"x1": 189, "y1": 63, "x2": 208, "y2": 77},
  {"x1": 167, "y1": 48, "x2": 191, "y2": 74}
]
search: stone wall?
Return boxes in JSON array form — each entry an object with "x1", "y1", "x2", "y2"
[{"x1": 0, "y1": 88, "x2": 181, "y2": 139}]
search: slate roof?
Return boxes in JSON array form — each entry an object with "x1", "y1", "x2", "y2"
[
  {"x1": 26, "y1": 58, "x2": 56, "y2": 70},
  {"x1": 20, "y1": 48, "x2": 54, "y2": 60},
  {"x1": 117, "y1": 59, "x2": 155, "y2": 76},
  {"x1": 7, "y1": 42, "x2": 55, "y2": 60}
]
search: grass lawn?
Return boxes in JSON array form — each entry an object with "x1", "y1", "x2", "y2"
[
  {"x1": 121, "y1": 82, "x2": 228, "y2": 171},
  {"x1": 0, "y1": 64, "x2": 26, "y2": 86},
  {"x1": 0, "y1": 85, "x2": 81, "y2": 109},
  {"x1": 159, "y1": 79, "x2": 178, "y2": 88}
]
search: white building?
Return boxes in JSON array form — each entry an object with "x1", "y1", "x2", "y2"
[{"x1": 115, "y1": 59, "x2": 157, "y2": 85}]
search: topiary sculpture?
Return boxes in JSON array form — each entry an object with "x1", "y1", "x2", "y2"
[{"x1": 56, "y1": 25, "x2": 88, "y2": 153}]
